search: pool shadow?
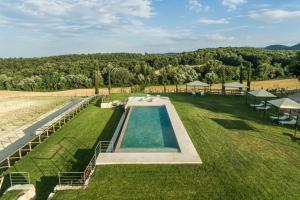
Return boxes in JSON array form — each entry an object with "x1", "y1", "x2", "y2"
[{"x1": 211, "y1": 118, "x2": 255, "y2": 131}]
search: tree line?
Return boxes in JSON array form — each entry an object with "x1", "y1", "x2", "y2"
[{"x1": 0, "y1": 47, "x2": 299, "y2": 91}]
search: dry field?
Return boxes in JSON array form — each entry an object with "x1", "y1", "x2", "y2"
[
  {"x1": 0, "y1": 87, "x2": 132, "y2": 98},
  {"x1": 145, "y1": 78, "x2": 300, "y2": 92},
  {"x1": 0, "y1": 87, "x2": 131, "y2": 136},
  {"x1": 212, "y1": 78, "x2": 300, "y2": 90},
  {"x1": 0, "y1": 96, "x2": 71, "y2": 135}
]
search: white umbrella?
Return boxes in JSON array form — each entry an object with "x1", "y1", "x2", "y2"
[
  {"x1": 268, "y1": 98, "x2": 300, "y2": 136},
  {"x1": 268, "y1": 98, "x2": 300, "y2": 109},
  {"x1": 187, "y1": 81, "x2": 209, "y2": 87},
  {"x1": 248, "y1": 89, "x2": 276, "y2": 98},
  {"x1": 289, "y1": 93, "x2": 300, "y2": 103},
  {"x1": 247, "y1": 90, "x2": 276, "y2": 112},
  {"x1": 224, "y1": 82, "x2": 248, "y2": 88}
]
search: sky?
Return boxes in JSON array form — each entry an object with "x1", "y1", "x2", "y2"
[{"x1": 0, "y1": 0, "x2": 300, "y2": 57}]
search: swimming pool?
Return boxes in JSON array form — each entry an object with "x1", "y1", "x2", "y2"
[{"x1": 117, "y1": 106, "x2": 180, "y2": 152}]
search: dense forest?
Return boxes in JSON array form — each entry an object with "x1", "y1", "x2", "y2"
[{"x1": 0, "y1": 47, "x2": 299, "y2": 91}]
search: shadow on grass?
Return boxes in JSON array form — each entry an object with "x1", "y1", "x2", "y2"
[
  {"x1": 211, "y1": 118, "x2": 255, "y2": 131},
  {"x1": 282, "y1": 132, "x2": 300, "y2": 144},
  {"x1": 167, "y1": 93, "x2": 292, "y2": 128}
]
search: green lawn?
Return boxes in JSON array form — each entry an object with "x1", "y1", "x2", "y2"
[
  {"x1": 0, "y1": 100, "x2": 123, "y2": 200},
  {"x1": 0, "y1": 190, "x2": 23, "y2": 200},
  {"x1": 53, "y1": 94, "x2": 300, "y2": 200}
]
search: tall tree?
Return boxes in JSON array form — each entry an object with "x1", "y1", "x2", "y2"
[
  {"x1": 247, "y1": 63, "x2": 252, "y2": 92},
  {"x1": 239, "y1": 64, "x2": 243, "y2": 91},
  {"x1": 94, "y1": 67, "x2": 100, "y2": 95},
  {"x1": 107, "y1": 63, "x2": 113, "y2": 94}
]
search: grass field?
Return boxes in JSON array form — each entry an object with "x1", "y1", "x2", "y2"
[
  {"x1": 0, "y1": 100, "x2": 122, "y2": 199},
  {"x1": 51, "y1": 94, "x2": 300, "y2": 200}
]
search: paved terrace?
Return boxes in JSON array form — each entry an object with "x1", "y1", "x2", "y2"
[{"x1": 97, "y1": 96, "x2": 202, "y2": 164}]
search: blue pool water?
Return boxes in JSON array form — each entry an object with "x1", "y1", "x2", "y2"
[{"x1": 120, "y1": 106, "x2": 180, "y2": 152}]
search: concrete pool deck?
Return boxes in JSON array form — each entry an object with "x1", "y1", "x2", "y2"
[{"x1": 96, "y1": 96, "x2": 202, "y2": 164}]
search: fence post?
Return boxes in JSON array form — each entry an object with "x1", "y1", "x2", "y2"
[
  {"x1": 58, "y1": 173, "x2": 61, "y2": 186},
  {"x1": 9, "y1": 173, "x2": 12, "y2": 187}
]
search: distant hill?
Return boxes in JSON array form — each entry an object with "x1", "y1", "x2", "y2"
[{"x1": 265, "y1": 43, "x2": 300, "y2": 50}]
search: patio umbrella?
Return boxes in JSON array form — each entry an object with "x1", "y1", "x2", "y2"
[
  {"x1": 247, "y1": 89, "x2": 276, "y2": 110},
  {"x1": 223, "y1": 82, "x2": 248, "y2": 95},
  {"x1": 268, "y1": 98, "x2": 300, "y2": 109},
  {"x1": 248, "y1": 89, "x2": 276, "y2": 98},
  {"x1": 187, "y1": 81, "x2": 209, "y2": 87},
  {"x1": 289, "y1": 93, "x2": 300, "y2": 103},
  {"x1": 224, "y1": 82, "x2": 248, "y2": 88},
  {"x1": 268, "y1": 98, "x2": 300, "y2": 136},
  {"x1": 186, "y1": 81, "x2": 209, "y2": 93}
]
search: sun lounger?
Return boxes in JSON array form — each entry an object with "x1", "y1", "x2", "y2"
[
  {"x1": 199, "y1": 91, "x2": 205, "y2": 96},
  {"x1": 255, "y1": 105, "x2": 271, "y2": 110},
  {"x1": 270, "y1": 113, "x2": 289, "y2": 121},
  {"x1": 250, "y1": 101, "x2": 272, "y2": 108},
  {"x1": 278, "y1": 118, "x2": 297, "y2": 125},
  {"x1": 250, "y1": 102, "x2": 264, "y2": 107}
]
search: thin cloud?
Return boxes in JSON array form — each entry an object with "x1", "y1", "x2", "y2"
[
  {"x1": 188, "y1": 0, "x2": 209, "y2": 12},
  {"x1": 222, "y1": 0, "x2": 246, "y2": 11},
  {"x1": 249, "y1": 9, "x2": 300, "y2": 22},
  {"x1": 197, "y1": 18, "x2": 229, "y2": 25},
  {"x1": 206, "y1": 33, "x2": 235, "y2": 42},
  {"x1": 0, "y1": 0, "x2": 154, "y2": 35}
]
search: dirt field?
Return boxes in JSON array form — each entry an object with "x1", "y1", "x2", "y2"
[
  {"x1": 0, "y1": 87, "x2": 133, "y2": 98},
  {"x1": 144, "y1": 78, "x2": 300, "y2": 92},
  {"x1": 0, "y1": 96, "x2": 71, "y2": 135},
  {"x1": 212, "y1": 78, "x2": 300, "y2": 90}
]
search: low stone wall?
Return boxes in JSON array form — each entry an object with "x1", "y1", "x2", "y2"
[{"x1": 4, "y1": 184, "x2": 36, "y2": 200}]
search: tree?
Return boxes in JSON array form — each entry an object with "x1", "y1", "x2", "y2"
[
  {"x1": 0, "y1": 74, "x2": 12, "y2": 90},
  {"x1": 239, "y1": 64, "x2": 244, "y2": 91},
  {"x1": 94, "y1": 67, "x2": 100, "y2": 95},
  {"x1": 246, "y1": 63, "x2": 252, "y2": 92},
  {"x1": 159, "y1": 67, "x2": 168, "y2": 93},
  {"x1": 220, "y1": 66, "x2": 226, "y2": 95},
  {"x1": 0, "y1": 47, "x2": 295, "y2": 91},
  {"x1": 205, "y1": 72, "x2": 218, "y2": 89},
  {"x1": 288, "y1": 52, "x2": 300, "y2": 80},
  {"x1": 110, "y1": 68, "x2": 131, "y2": 86},
  {"x1": 239, "y1": 64, "x2": 243, "y2": 84},
  {"x1": 214, "y1": 61, "x2": 227, "y2": 95}
]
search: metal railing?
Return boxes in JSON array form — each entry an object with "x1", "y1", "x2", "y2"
[
  {"x1": 9, "y1": 172, "x2": 30, "y2": 186},
  {"x1": 58, "y1": 140, "x2": 113, "y2": 187},
  {"x1": 95, "y1": 141, "x2": 113, "y2": 156},
  {"x1": 58, "y1": 172, "x2": 85, "y2": 186}
]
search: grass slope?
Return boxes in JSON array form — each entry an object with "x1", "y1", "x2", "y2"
[
  {"x1": 0, "y1": 190, "x2": 23, "y2": 200},
  {"x1": 0, "y1": 101, "x2": 122, "y2": 200},
  {"x1": 54, "y1": 94, "x2": 300, "y2": 200}
]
